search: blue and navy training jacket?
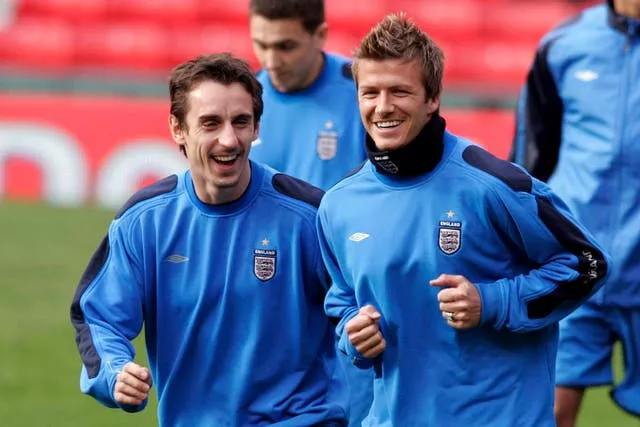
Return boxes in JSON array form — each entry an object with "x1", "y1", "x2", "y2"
[
  {"x1": 319, "y1": 130, "x2": 610, "y2": 427},
  {"x1": 512, "y1": 0, "x2": 640, "y2": 307},
  {"x1": 70, "y1": 161, "x2": 347, "y2": 426},
  {"x1": 250, "y1": 52, "x2": 367, "y2": 191}
]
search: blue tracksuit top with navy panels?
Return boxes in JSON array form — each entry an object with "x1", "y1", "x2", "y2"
[
  {"x1": 70, "y1": 162, "x2": 348, "y2": 426},
  {"x1": 319, "y1": 128, "x2": 610, "y2": 426}
]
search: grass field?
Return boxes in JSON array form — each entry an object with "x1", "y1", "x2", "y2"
[{"x1": 0, "y1": 200, "x2": 637, "y2": 426}]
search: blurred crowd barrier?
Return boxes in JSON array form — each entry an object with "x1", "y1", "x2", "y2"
[{"x1": 0, "y1": 93, "x2": 513, "y2": 208}]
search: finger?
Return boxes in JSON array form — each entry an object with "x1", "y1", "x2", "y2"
[
  {"x1": 118, "y1": 371, "x2": 151, "y2": 393},
  {"x1": 439, "y1": 301, "x2": 467, "y2": 313},
  {"x1": 114, "y1": 381, "x2": 149, "y2": 402},
  {"x1": 358, "y1": 305, "x2": 381, "y2": 321},
  {"x1": 437, "y1": 288, "x2": 463, "y2": 303},
  {"x1": 114, "y1": 392, "x2": 145, "y2": 406},
  {"x1": 430, "y1": 274, "x2": 466, "y2": 288},
  {"x1": 354, "y1": 331, "x2": 384, "y2": 354},
  {"x1": 123, "y1": 363, "x2": 151, "y2": 384},
  {"x1": 362, "y1": 338, "x2": 386, "y2": 359},
  {"x1": 345, "y1": 314, "x2": 374, "y2": 335},
  {"x1": 348, "y1": 323, "x2": 382, "y2": 346}
]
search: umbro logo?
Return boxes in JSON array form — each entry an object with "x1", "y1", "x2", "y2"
[
  {"x1": 349, "y1": 232, "x2": 370, "y2": 242},
  {"x1": 165, "y1": 254, "x2": 189, "y2": 263},
  {"x1": 574, "y1": 70, "x2": 598, "y2": 82}
]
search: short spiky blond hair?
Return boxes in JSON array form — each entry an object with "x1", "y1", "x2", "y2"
[{"x1": 352, "y1": 13, "x2": 445, "y2": 100}]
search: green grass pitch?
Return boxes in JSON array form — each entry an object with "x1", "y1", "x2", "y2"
[{"x1": 0, "y1": 201, "x2": 636, "y2": 426}]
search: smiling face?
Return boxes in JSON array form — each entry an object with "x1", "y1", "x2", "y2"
[
  {"x1": 169, "y1": 80, "x2": 259, "y2": 204},
  {"x1": 356, "y1": 58, "x2": 439, "y2": 151},
  {"x1": 250, "y1": 15, "x2": 327, "y2": 92}
]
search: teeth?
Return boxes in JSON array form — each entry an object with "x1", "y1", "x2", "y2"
[
  {"x1": 376, "y1": 120, "x2": 402, "y2": 128},
  {"x1": 212, "y1": 154, "x2": 238, "y2": 162}
]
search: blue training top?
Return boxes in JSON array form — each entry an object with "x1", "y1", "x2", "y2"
[
  {"x1": 251, "y1": 52, "x2": 367, "y2": 191},
  {"x1": 70, "y1": 161, "x2": 347, "y2": 426},
  {"x1": 319, "y1": 131, "x2": 610, "y2": 426}
]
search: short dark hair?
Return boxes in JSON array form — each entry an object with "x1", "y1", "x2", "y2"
[
  {"x1": 249, "y1": 0, "x2": 325, "y2": 33},
  {"x1": 169, "y1": 53, "x2": 263, "y2": 155},
  {"x1": 353, "y1": 13, "x2": 445, "y2": 101}
]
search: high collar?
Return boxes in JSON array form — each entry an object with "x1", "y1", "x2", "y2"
[
  {"x1": 366, "y1": 113, "x2": 446, "y2": 177},
  {"x1": 607, "y1": 0, "x2": 640, "y2": 34}
]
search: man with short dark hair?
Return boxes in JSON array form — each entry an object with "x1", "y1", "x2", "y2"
[
  {"x1": 248, "y1": 0, "x2": 367, "y2": 191},
  {"x1": 70, "y1": 53, "x2": 347, "y2": 427}
]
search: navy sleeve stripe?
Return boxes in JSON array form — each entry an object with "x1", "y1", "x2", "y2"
[
  {"x1": 70, "y1": 236, "x2": 110, "y2": 379},
  {"x1": 272, "y1": 174, "x2": 325, "y2": 208},
  {"x1": 527, "y1": 197, "x2": 608, "y2": 318},
  {"x1": 115, "y1": 175, "x2": 178, "y2": 219},
  {"x1": 462, "y1": 145, "x2": 533, "y2": 193}
]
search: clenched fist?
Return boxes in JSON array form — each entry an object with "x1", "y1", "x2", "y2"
[
  {"x1": 114, "y1": 362, "x2": 152, "y2": 406},
  {"x1": 345, "y1": 305, "x2": 386, "y2": 358}
]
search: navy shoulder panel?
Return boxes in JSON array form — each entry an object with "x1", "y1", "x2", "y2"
[
  {"x1": 343, "y1": 160, "x2": 366, "y2": 180},
  {"x1": 70, "y1": 235, "x2": 110, "y2": 378},
  {"x1": 272, "y1": 174, "x2": 324, "y2": 208},
  {"x1": 341, "y1": 63, "x2": 354, "y2": 80},
  {"x1": 115, "y1": 175, "x2": 178, "y2": 219},
  {"x1": 462, "y1": 145, "x2": 532, "y2": 193}
]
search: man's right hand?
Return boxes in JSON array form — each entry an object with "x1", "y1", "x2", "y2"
[
  {"x1": 345, "y1": 305, "x2": 386, "y2": 358},
  {"x1": 114, "y1": 362, "x2": 152, "y2": 406}
]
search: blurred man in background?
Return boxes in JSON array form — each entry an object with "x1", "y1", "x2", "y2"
[
  {"x1": 511, "y1": 1, "x2": 640, "y2": 425},
  {"x1": 70, "y1": 53, "x2": 347, "y2": 426},
  {"x1": 248, "y1": 0, "x2": 367, "y2": 192},
  {"x1": 319, "y1": 12, "x2": 610, "y2": 427},
  {"x1": 248, "y1": 1, "x2": 371, "y2": 425}
]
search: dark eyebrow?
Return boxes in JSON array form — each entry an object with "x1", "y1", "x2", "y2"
[
  {"x1": 198, "y1": 114, "x2": 221, "y2": 123},
  {"x1": 252, "y1": 38, "x2": 299, "y2": 49},
  {"x1": 233, "y1": 114, "x2": 253, "y2": 122}
]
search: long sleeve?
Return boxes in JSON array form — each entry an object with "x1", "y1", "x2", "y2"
[
  {"x1": 317, "y1": 210, "x2": 373, "y2": 370},
  {"x1": 69, "y1": 219, "x2": 146, "y2": 412},
  {"x1": 511, "y1": 38, "x2": 564, "y2": 182},
  {"x1": 477, "y1": 177, "x2": 610, "y2": 333}
]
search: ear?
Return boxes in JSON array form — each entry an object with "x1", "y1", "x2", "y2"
[
  {"x1": 426, "y1": 96, "x2": 440, "y2": 115},
  {"x1": 314, "y1": 22, "x2": 328, "y2": 49},
  {"x1": 253, "y1": 120, "x2": 260, "y2": 140},
  {"x1": 169, "y1": 115, "x2": 186, "y2": 147}
]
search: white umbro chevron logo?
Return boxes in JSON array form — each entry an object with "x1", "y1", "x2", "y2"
[
  {"x1": 349, "y1": 232, "x2": 370, "y2": 242},
  {"x1": 574, "y1": 70, "x2": 599, "y2": 82},
  {"x1": 165, "y1": 254, "x2": 189, "y2": 263}
]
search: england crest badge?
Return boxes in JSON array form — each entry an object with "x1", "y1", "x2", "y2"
[
  {"x1": 438, "y1": 220, "x2": 462, "y2": 255},
  {"x1": 317, "y1": 121, "x2": 338, "y2": 160},
  {"x1": 254, "y1": 248, "x2": 276, "y2": 281}
]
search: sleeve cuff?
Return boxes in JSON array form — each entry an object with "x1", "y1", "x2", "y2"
[{"x1": 476, "y1": 279, "x2": 507, "y2": 329}]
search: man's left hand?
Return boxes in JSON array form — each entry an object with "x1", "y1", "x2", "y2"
[{"x1": 430, "y1": 274, "x2": 482, "y2": 329}]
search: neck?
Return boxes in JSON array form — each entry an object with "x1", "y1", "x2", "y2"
[
  {"x1": 193, "y1": 162, "x2": 252, "y2": 205},
  {"x1": 367, "y1": 113, "x2": 446, "y2": 177},
  {"x1": 614, "y1": 0, "x2": 640, "y2": 20},
  {"x1": 300, "y1": 52, "x2": 325, "y2": 90}
]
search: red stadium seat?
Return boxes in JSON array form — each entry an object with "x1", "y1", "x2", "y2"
[
  {"x1": 325, "y1": 0, "x2": 391, "y2": 35},
  {"x1": 198, "y1": 0, "x2": 250, "y2": 25},
  {"x1": 0, "y1": 19, "x2": 75, "y2": 68},
  {"x1": 74, "y1": 23, "x2": 169, "y2": 71},
  {"x1": 482, "y1": 1, "x2": 574, "y2": 41},
  {"x1": 107, "y1": 0, "x2": 200, "y2": 26},
  {"x1": 17, "y1": 0, "x2": 107, "y2": 23},
  {"x1": 166, "y1": 25, "x2": 256, "y2": 70},
  {"x1": 396, "y1": 0, "x2": 482, "y2": 41}
]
